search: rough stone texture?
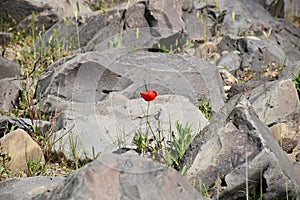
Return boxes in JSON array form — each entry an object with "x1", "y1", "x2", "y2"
[
  {"x1": 0, "y1": 176, "x2": 64, "y2": 200},
  {"x1": 216, "y1": 51, "x2": 242, "y2": 73},
  {"x1": 0, "y1": 57, "x2": 21, "y2": 79},
  {"x1": 179, "y1": 95, "x2": 300, "y2": 199},
  {"x1": 280, "y1": 60, "x2": 300, "y2": 80},
  {"x1": 35, "y1": 50, "x2": 225, "y2": 113},
  {"x1": 249, "y1": 79, "x2": 300, "y2": 126},
  {"x1": 0, "y1": 79, "x2": 20, "y2": 112},
  {"x1": 0, "y1": 116, "x2": 51, "y2": 138},
  {"x1": 38, "y1": 0, "x2": 194, "y2": 52},
  {"x1": 284, "y1": 0, "x2": 300, "y2": 21},
  {"x1": 38, "y1": 6, "x2": 125, "y2": 52},
  {"x1": 50, "y1": 93, "x2": 208, "y2": 160},
  {"x1": 187, "y1": 0, "x2": 300, "y2": 65},
  {"x1": 254, "y1": 0, "x2": 300, "y2": 21},
  {"x1": 0, "y1": 57, "x2": 21, "y2": 112},
  {"x1": 0, "y1": 129, "x2": 45, "y2": 173},
  {"x1": 217, "y1": 35, "x2": 287, "y2": 80},
  {"x1": 33, "y1": 153, "x2": 201, "y2": 200},
  {"x1": 33, "y1": 48, "x2": 225, "y2": 160},
  {"x1": 0, "y1": 0, "x2": 92, "y2": 31},
  {"x1": 147, "y1": 0, "x2": 193, "y2": 32}
]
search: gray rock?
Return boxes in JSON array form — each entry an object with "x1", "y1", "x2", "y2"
[
  {"x1": 217, "y1": 35, "x2": 287, "y2": 80},
  {"x1": 37, "y1": 0, "x2": 194, "y2": 52},
  {"x1": 0, "y1": 176, "x2": 64, "y2": 200},
  {"x1": 254, "y1": 0, "x2": 300, "y2": 22},
  {"x1": 216, "y1": 52, "x2": 241, "y2": 73},
  {"x1": 179, "y1": 95, "x2": 300, "y2": 199},
  {"x1": 0, "y1": 116, "x2": 51, "y2": 138},
  {"x1": 280, "y1": 60, "x2": 300, "y2": 80},
  {"x1": 249, "y1": 79, "x2": 300, "y2": 125},
  {"x1": 37, "y1": 6, "x2": 125, "y2": 52},
  {"x1": 146, "y1": 0, "x2": 193, "y2": 32},
  {"x1": 0, "y1": 79, "x2": 20, "y2": 112},
  {"x1": 35, "y1": 50, "x2": 225, "y2": 113},
  {"x1": 33, "y1": 153, "x2": 201, "y2": 200},
  {"x1": 0, "y1": 0, "x2": 92, "y2": 31},
  {"x1": 254, "y1": 0, "x2": 284, "y2": 18},
  {"x1": 284, "y1": 0, "x2": 300, "y2": 22},
  {"x1": 34, "y1": 49, "x2": 226, "y2": 159},
  {"x1": 186, "y1": 0, "x2": 300, "y2": 65},
  {"x1": 0, "y1": 58, "x2": 22, "y2": 112},
  {"x1": 0, "y1": 57, "x2": 21, "y2": 79},
  {"x1": 51, "y1": 93, "x2": 208, "y2": 160}
]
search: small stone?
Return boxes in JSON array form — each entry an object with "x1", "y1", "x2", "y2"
[
  {"x1": 281, "y1": 138, "x2": 298, "y2": 153},
  {"x1": 0, "y1": 129, "x2": 45, "y2": 174}
]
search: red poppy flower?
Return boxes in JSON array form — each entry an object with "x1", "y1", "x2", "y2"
[{"x1": 140, "y1": 90, "x2": 157, "y2": 101}]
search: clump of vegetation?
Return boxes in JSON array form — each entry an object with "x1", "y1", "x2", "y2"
[
  {"x1": 133, "y1": 120, "x2": 193, "y2": 168},
  {"x1": 199, "y1": 98, "x2": 213, "y2": 120},
  {"x1": 293, "y1": 70, "x2": 300, "y2": 98},
  {"x1": 166, "y1": 122, "x2": 193, "y2": 167},
  {"x1": 0, "y1": 12, "x2": 89, "y2": 179},
  {"x1": 133, "y1": 90, "x2": 194, "y2": 169}
]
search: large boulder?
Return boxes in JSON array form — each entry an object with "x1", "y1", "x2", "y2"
[
  {"x1": 37, "y1": 0, "x2": 195, "y2": 52},
  {"x1": 35, "y1": 50, "x2": 225, "y2": 113},
  {"x1": 34, "y1": 49, "x2": 225, "y2": 159},
  {"x1": 52, "y1": 93, "x2": 208, "y2": 160},
  {"x1": 0, "y1": 176, "x2": 64, "y2": 200},
  {"x1": 33, "y1": 153, "x2": 202, "y2": 200},
  {"x1": 0, "y1": 0, "x2": 92, "y2": 31},
  {"x1": 179, "y1": 95, "x2": 300, "y2": 199}
]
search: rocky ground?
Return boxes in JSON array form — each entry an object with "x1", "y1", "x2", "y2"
[{"x1": 0, "y1": 0, "x2": 300, "y2": 199}]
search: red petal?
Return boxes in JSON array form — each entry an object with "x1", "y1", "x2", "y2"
[{"x1": 140, "y1": 90, "x2": 157, "y2": 101}]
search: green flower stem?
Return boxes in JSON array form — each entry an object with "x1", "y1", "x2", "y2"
[{"x1": 145, "y1": 101, "x2": 158, "y2": 146}]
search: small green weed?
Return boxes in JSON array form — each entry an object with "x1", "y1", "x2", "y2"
[
  {"x1": 199, "y1": 98, "x2": 212, "y2": 120},
  {"x1": 108, "y1": 33, "x2": 122, "y2": 48},
  {"x1": 26, "y1": 157, "x2": 45, "y2": 177},
  {"x1": 0, "y1": 149, "x2": 12, "y2": 180},
  {"x1": 293, "y1": 70, "x2": 300, "y2": 98},
  {"x1": 167, "y1": 122, "x2": 193, "y2": 167},
  {"x1": 133, "y1": 119, "x2": 194, "y2": 168}
]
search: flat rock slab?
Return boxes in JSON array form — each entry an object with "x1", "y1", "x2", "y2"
[
  {"x1": 35, "y1": 49, "x2": 225, "y2": 113},
  {"x1": 35, "y1": 49, "x2": 225, "y2": 160},
  {"x1": 33, "y1": 153, "x2": 201, "y2": 200},
  {"x1": 53, "y1": 94, "x2": 208, "y2": 160},
  {"x1": 0, "y1": 176, "x2": 64, "y2": 200}
]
